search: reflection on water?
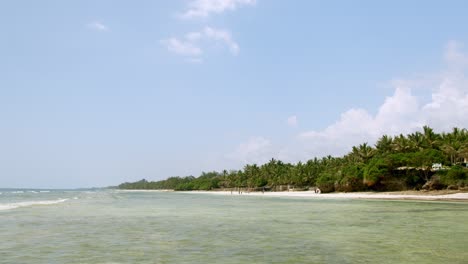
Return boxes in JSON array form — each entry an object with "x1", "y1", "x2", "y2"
[{"x1": 0, "y1": 190, "x2": 467, "y2": 263}]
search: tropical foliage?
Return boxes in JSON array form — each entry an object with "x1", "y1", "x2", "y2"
[{"x1": 119, "y1": 126, "x2": 468, "y2": 192}]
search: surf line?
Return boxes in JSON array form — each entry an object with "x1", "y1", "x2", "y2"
[{"x1": 0, "y1": 199, "x2": 69, "y2": 211}]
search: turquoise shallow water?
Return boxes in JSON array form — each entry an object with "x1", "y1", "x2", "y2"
[{"x1": 0, "y1": 189, "x2": 467, "y2": 264}]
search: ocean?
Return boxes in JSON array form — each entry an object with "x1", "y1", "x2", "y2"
[{"x1": 0, "y1": 189, "x2": 467, "y2": 263}]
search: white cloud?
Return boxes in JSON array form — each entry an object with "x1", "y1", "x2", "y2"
[
  {"x1": 87, "y1": 21, "x2": 109, "y2": 32},
  {"x1": 161, "y1": 27, "x2": 239, "y2": 60},
  {"x1": 444, "y1": 40, "x2": 468, "y2": 67},
  {"x1": 161, "y1": 38, "x2": 202, "y2": 56},
  {"x1": 226, "y1": 137, "x2": 274, "y2": 165},
  {"x1": 422, "y1": 73, "x2": 468, "y2": 131},
  {"x1": 204, "y1": 27, "x2": 239, "y2": 55},
  {"x1": 297, "y1": 86, "x2": 423, "y2": 158},
  {"x1": 287, "y1": 115, "x2": 298, "y2": 127},
  {"x1": 295, "y1": 42, "x2": 468, "y2": 159},
  {"x1": 226, "y1": 41, "x2": 468, "y2": 164},
  {"x1": 181, "y1": 0, "x2": 256, "y2": 19}
]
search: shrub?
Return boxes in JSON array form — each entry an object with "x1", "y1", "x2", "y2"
[
  {"x1": 363, "y1": 158, "x2": 388, "y2": 188},
  {"x1": 440, "y1": 166, "x2": 468, "y2": 187},
  {"x1": 316, "y1": 173, "x2": 337, "y2": 193}
]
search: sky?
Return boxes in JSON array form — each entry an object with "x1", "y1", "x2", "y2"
[{"x1": 1, "y1": 0, "x2": 468, "y2": 188}]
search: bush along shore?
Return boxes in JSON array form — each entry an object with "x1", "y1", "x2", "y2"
[{"x1": 119, "y1": 126, "x2": 468, "y2": 193}]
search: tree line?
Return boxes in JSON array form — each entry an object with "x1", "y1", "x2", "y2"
[{"x1": 118, "y1": 126, "x2": 468, "y2": 192}]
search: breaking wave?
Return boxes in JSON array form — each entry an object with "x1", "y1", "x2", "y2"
[{"x1": 0, "y1": 199, "x2": 69, "y2": 211}]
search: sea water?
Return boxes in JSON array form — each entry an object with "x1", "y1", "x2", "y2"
[{"x1": 0, "y1": 189, "x2": 467, "y2": 264}]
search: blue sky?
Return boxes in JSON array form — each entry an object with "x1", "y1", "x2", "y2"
[{"x1": 1, "y1": 0, "x2": 468, "y2": 188}]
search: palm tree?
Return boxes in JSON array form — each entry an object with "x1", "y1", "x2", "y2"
[
  {"x1": 221, "y1": 169, "x2": 229, "y2": 188},
  {"x1": 422, "y1": 125, "x2": 440, "y2": 149},
  {"x1": 362, "y1": 143, "x2": 376, "y2": 161},
  {"x1": 408, "y1": 131, "x2": 424, "y2": 151},
  {"x1": 262, "y1": 158, "x2": 280, "y2": 190},
  {"x1": 351, "y1": 143, "x2": 376, "y2": 163},
  {"x1": 392, "y1": 134, "x2": 411, "y2": 153},
  {"x1": 304, "y1": 158, "x2": 321, "y2": 186},
  {"x1": 441, "y1": 143, "x2": 458, "y2": 165},
  {"x1": 440, "y1": 127, "x2": 468, "y2": 164},
  {"x1": 459, "y1": 144, "x2": 468, "y2": 163},
  {"x1": 375, "y1": 135, "x2": 393, "y2": 154},
  {"x1": 244, "y1": 164, "x2": 260, "y2": 191}
]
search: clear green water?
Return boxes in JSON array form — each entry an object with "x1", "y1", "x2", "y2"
[{"x1": 0, "y1": 190, "x2": 467, "y2": 264}]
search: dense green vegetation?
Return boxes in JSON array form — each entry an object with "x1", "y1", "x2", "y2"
[{"x1": 119, "y1": 126, "x2": 468, "y2": 192}]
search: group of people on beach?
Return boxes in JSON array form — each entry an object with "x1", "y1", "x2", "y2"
[{"x1": 229, "y1": 187, "x2": 321, "y2": 194}]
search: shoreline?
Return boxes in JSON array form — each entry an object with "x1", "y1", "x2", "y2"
[
  {"x1": 181, "y1": 190, "x2": 468, "y2": 201},
  {"x1": 119, "y1": 189, "x2": 468, "y2": 201},
  {"x1": 118, "y1": 189, "x2": 174, "y2": 192}
]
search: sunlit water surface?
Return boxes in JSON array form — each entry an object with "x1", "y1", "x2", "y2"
[{"x1": 0, "y1": 189, "x2": 467, "y2": 263}]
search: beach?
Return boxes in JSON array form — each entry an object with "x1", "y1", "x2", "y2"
[{"x1": 180, "y1": 190, "x2": 468, "y2": 201}]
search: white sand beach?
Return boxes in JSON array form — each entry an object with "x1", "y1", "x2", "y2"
[{"x1": 181, "y1": 190, "x2": 468, "y2": 201}]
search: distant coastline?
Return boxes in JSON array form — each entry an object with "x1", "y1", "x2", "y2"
[
  {"x1": 119, "y1": 126, "x2": 468, "y2": 195},
  {"x1": 118, "y1": 189, "x2": 468, "y2": 201},
  {"x1": 189, "y1": 190, "x2": 468, "y2": 201}
]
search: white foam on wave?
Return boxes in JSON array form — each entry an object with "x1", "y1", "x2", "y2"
[
  {"x1": 39, "y1": 191, "x2": 50, "y2": 193},
  {"x1": 0, "y1": 199, "x2": 69, "y2": 211},
  {"x1": 11, "y1": 191, "x2": 24, "y2": 194}
]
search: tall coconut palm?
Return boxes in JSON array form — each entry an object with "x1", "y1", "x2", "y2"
[
  {"x1": 358, "y1": 143, "x2": 376, "y2": 162},
  {"x1": 441, "y1": 143, "x2": 458, "y2": 165},
  {"x1": 440, "y1": 127, "x2": 468, "y2": 164},
  {"x1": 375, "y1": 135, "x2": 393, "y2": 154},
  {"x1": 422, "y1": 125, "x2": 440, "y2": 149},
  {"x1": 304, "y1": 158, "x2": 321, "y2": 185},
  {"x1": 350, "y1": 143, "x2": 376, "y2": 163},
  {"x1": 263, "y1": 158, "x2": 280, "y2": 189},
  {"x1": 408, "y1": 131, "x2": 425, "y2": 151},
  {"x1": 457, "y1": 143, "x2": 468, "y2": 163},
  {"x1": 392, "y1": 134, "x2": 411, "y2": 153}
]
